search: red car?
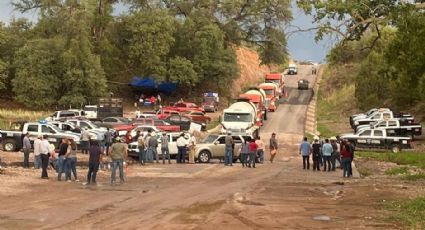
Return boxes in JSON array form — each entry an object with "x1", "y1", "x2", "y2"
[
  {"x1": 156, "y1": 109, "x2": 181, "y2": 120},
  {"x1": 163, "y1": 101, "x2": 205, "y2": 113},
  {"x1": 183, "y1": 110, "x2": 212, "y2": 124},
  {"x1": 131, "y1": 118, "x2": 180, "y2": 132}
]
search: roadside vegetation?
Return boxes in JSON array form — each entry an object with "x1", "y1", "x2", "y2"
[
  {"x1": 0, "y1": 109, "x2": 50, "y2": 129},
  {"x1": 0, "y1": 0, "x2": 292, "y2": 109},
  {"x1": 383, "y1": 197, "x2": 425, "y2": 229}
]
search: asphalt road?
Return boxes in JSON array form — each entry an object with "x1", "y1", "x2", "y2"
[{"x1": 0, "y1": 65, "x2": 373, "y2": 230}]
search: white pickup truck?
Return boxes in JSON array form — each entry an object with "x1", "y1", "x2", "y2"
[
  {"x1": 351, "y1": 110, "x2": 413, "y2": 129},
  {"x1": 356, "y1": 119, "x2": 422, "y2": 137}
]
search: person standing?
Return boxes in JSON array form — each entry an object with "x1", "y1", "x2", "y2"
[
  {"x1": 269, "y1": 133, "x2": 278, "y2": 163},
  {"x1": 330, "y1": 137, "x2": 340, "y2": 171},
  {"x1": 40, "y1": 135, "x2": 54, "y2": 179},
  {"x1": 311, "y1": 137, "x2": 322, "y2": 171},
  {"x1": 109, "y1": 137, "x2": 128, "y2": 185},
  {"x1": 57, "y1": 138, "x2": 69, "y2": 181},
  {"x1": 346, "y1": 140, "x2": 355, "y2": 177},
  {"x1": 255, "y1": 136, "x2": 265, "y2": 163},
  {"x1": 240, "y1": 138, "x2": 250, "y2": 167},
  {"x1": 160, "y1": 133, "x2": 171, "y2": 164},
  {"x1": 299, "y1": 137, "x2": 311, "y2": 170},
  {"x1": 33, "y1": 135, "x2": 42, "y2": 169},
  {"x1": 22, "y1": 133, "x2": 31, "y2": 168},
  {"x1": 137, "y1": 133, "x2": 146, "y2": 165},
  {"x1": 104, "y1": 128, "x2": 113, "y2": 155},
  {"x1": 322, "y1": 139, "x2": 333, "y2": 172},
  {"x1": 224, "y1": 132, "x2": 234, "y2": 166},
  {"x1": 80, "y1": 128, "x2": 90, "y2": 154},
  {"x1": 176, "y1": 133, "x2": 187, "y2": 164},
  {"x1": 87, "y1": 140, "x2": 102, "y2": 185},
  {"x1": 248, "y1": 139, "x2": 258, "y2": 168},
  {"x1": 145, "y1": 130, "x2": 153, "y2": 163},
  {"x1": 148, "y1": 132, "x2": 159, "y2": 163},
  {"x1": 188, "y1": 134, "x2": 197, "y2": 164},
  {"x1": 65, "y1": 139, "x2": 78, "y2": 182}
]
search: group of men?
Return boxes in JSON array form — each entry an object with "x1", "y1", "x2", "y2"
[
  {"x1": 299, "y1": 136, "x2": 354, "y2": 177},
  {"x1": 23, "y1": 133, "x2": 55, "y2": 179}
]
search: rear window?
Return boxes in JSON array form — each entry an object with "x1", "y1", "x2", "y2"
[
  {"x1": 27, "y1": 125, "x2": 38, "y2": 132},
  {"x1": 59, "y1": 111, "x2": 76, "y2": 118}
]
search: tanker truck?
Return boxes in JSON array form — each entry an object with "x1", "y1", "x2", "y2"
[
  {"x1": 259, "y1": 83, "x2": 280, "y2": 112},
  {"x1": 245, "y1": 87, "x2": 268, "y2": 120},
  {"x1": 220, "y1": 98, "x2": 260, "y2": 138}
]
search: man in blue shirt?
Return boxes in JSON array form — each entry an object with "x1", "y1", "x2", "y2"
[
  {"x1": 299, "y1": 137, "x2": 311, "y2": 170},
  {"x1": 322, "y1": 139, "x2": 333, "y2": 172}
]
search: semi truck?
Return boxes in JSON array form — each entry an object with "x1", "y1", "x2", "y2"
[
  {"x1": 220, "y1": 99, "x2": 260, "y2": 138},
  {"x1": 258, "y1": 83, "x2": 280, "y2": 112},
  {"x1": 202, "y1": 92, "x2": 219, "y2": 112},
  {"x1": 239, "y1": 94, "x2": 264, "y2": 126},
  {"x1": 265, "y1": 73, "x2": 285, "y2": 97},
  {"x1": 245, "y1": 87, "x2": 268, "y2": 120}
]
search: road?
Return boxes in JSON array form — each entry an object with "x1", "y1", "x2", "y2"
[{"x1": 0, "y1": 65, "x2": 386, "y2": 230}]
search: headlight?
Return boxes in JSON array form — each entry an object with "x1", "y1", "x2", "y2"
[{"x1": 354, "y1": 121, "x2": 359, "y2": 125}]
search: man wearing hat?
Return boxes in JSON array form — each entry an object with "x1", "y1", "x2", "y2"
[
  {"x1": 33, "y1": 135, "x2": 43, "y2": 169},
  {"x1": 22, "y1": 132, "x2": 31, "y2": 168},
  {"x1": 148, "y1": 132, "x2": 159, "y2": 163},
  {"x1": 330, "y1": 136, "x2": 341, "y2": 171},
  {"x1": 109, "y1": 137, "x2": 128, "y2": 185},
  {"x1": 311, "y1": 136, "x2": 322, "y2": 171}
]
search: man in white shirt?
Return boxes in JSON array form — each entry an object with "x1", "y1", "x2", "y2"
[
  {"x1": 33, "y1": 135, "x2": 42, "y2": 169},
  {"x1": 188, "y1": 134, "x2": 197, "y2": 164},
  {"x1": 176, "y1": 133, "x2": 188, "y2": 163},
  {"x1": 81, "y1": 128, "x2": 90, "y2": 154},
  {"x1": 40, "y1": 135, "x2": 54, "y2": 179}
]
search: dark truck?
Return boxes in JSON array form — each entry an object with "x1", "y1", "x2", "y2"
[
  {"x1": 0, "y1": 121, "x2": 80, "y2": 152},
  {"x1": 356, "y1": 119, "x2": 422, "y2": 137},
  {"x1": 340, "y1": 128, "x2": 412, "y2": 153},
  {"x1": 84, "y1": 98, "x2": 123, "y2": 120}
]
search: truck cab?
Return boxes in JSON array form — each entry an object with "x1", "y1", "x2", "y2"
[
  {"x1": 258, "y1": 83, "x2": 280, "y2": 112},
  {"x1": 351, "y1": 110, "x2": 414, "y2": 128},
  {"x1": 265, "y1": 73, "x2": 285, "y2": 97},
  {"x1": 202, "y1": 92, "x2": 219, "y2": 112},
  {"x1": 46, "y1": 110, "x2": 78, "y2": 121},
  {"x1": 287, "y1": 64, "x2": 298, "y2": 75},
  {"x1": 220, "y1": 100, "x2": 259, "y2": 138},
  {"x1": 239, "y1": 94, "x2": 264, "y2": 126}
]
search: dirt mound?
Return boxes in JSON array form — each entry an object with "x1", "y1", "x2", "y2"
[{"x1": 232, "y1": 47, "x2": 275, "y2": 97}]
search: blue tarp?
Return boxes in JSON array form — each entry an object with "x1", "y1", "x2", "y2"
[{"x1": 130, "y1": 77, "x2": 177, "y2": 95}]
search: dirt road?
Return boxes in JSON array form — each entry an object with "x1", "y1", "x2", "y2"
[{"x1": 0, "y1": 65, "x2": 400, "y2": 229}]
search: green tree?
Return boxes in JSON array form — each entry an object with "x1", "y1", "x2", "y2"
[
  {"x1": 168, "y1": 56, "x2": 197, "y2": 87},
  {"x1": 12, "y1": 38, "x2": 64, "y2": 107}
]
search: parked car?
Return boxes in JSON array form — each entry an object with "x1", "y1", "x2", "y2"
[
  {"x1": 355, "y1": 119, "x2": 422, "y2": 137},
  {"x1": 163, "y1": 101, "x2": 204, "y2": 113},
  {"x1": 156, "y1": 109, "x2": 181, "y2": 120},
  {"x1": 127, "y1": 132, "x2": 191, "y2": 159},
  {"x1": 297, "y1": 79, "x2": 309, "y2": 90},
  {"x1": 97, "y1": 117, "x2": 131, "y2": 128},
  {"x1": 163, "y1": 114, "x2": 192, "y2": 131},
  {"x1": 194, "y1": 134, "x2": 253, "y2": 163},
  {"x1": 340, "y1": 129, "x2": 412, "y2": 153},
  {"x1": 183, "y1": 110, "x2": 212, "y2": 124},
  {"x1": 351, "y1": 110, "x2": 414, "y2": 129},
  {"x1": 45, "y1": 110, "x2": 79, "y2": 121},
  {"x1": 131, "y1": 118, "x2": 180, "y2": 132}
]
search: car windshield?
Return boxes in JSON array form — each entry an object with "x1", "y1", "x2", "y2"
[
  {"x1": 50, "y1": 125, "x2": 63, "y2": 133},
  {"x1": 223, "y1": 113, "x2": 252, "y2": 122},
  {"x1": 366, "y1": 109, "x2": 377, "y2": 116},
  {"x1": 204, "y1": 97, "x2": 216, "y2": 103},
  {"x1": 289, "y1": 67, "x2": 296, "y2": 71},
  {"x1": 83, "y1": 106, "x2": 97, "y2": 111},
  {"x1": 118, "y1": 117, "x2": 130, "y2": 123},
  {"x1": 202, "y1": 135, "x2": 219, "y2": 143},
  {"x1": 263, "y1": 89, "x2": 274, "y2": 95}
]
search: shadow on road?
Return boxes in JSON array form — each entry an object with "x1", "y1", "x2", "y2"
[{"x1": 280, "y1": 87, "x2": 314, "y2": 105}]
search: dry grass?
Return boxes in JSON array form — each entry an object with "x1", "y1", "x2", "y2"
[{"x1": 0, "y1": 109, "x2": 50, "y2": 129}]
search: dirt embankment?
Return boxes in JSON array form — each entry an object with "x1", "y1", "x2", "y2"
[{"x1": 232, "y1": 47, "x2": 276, "y2": 98}]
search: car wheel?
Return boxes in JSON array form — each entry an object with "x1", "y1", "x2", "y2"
[
  {"x1": 391, "y1": 145, "x2": 400, "y2": 153},
  {"x1": 3, "y1": 139, "x2": 16, "y2": 152},
  {"x1": 198, "y1": 150, "x2": 211, "y2": 163}
]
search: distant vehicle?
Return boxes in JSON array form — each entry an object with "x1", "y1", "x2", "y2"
[
  {"x1": 163, "y1": 101, "x2": 204, "y2": 113},
  {"x1": 163, "y1": 114, "x2": 193, "y2": 131},
  {"x1": 128, "y1": 125, "x2": 163, "y2": 139},
  {"x1": 68, "y1": 109, "x2": 86, "y2": 117},
  {"x1": 355, "y1": 119, "x2": 422, "y2": 137},
  {"x1": 202, "y1": 92, "x2": 219, "y2": 112},
  {"x1": 156, "y1": 109, "x2": 180, "y2": 120},
  {"x1": 349, "y1": 108, "x2": 390, "y2": 126},
  {"x1": 264, "y1": 73, "x2": 285, "y2": 97},
  {"x1": 136, "y1": 111, "x2": 158, "y2": 119},
  {"x1": 258, "y1": 83, "x2": 280, "y2": 112},
  {"x1": 46, "y1": 110, "x2": 79, "y2": 121},
  {"x1": 49, "y1": 121, "x2": 99, "y2": 140},
  {"x1": 183, "y1": 111, "x2": 212, "y2": 124},
  {"x1": 340, "y1": 129, "x2": 412, "y2": 153},
  {"x1": 66, "y1": 119, "x2": 109, "y2": 141},
  {"x1": 98, "y1": 117, "x2": 132, "y2": 127},
  {"x1": 84, "y1": 97, "x2": 123, "y2": 120},
  {"x1": 0, "y1": 121, "x2": 80, "y2": 152},
  {"x1": 127, "y1": 132, "x2": 191, "y2": 159},
  {"x1": 297, "y1": 79, "x2": 309, "y2": 90},
  {"x1": 220, "y1": 99, "x2": 260, "y2": 138},
  {"x1": 287, "y1": 64, "x2": 298, "y2": 75},
  {"x1": 131, "y1": 118, "x2": 180, "y2": 132},
  {"x1": 195, "y1": 134, "x2": 253, "y2": 163},
  {"x1": 244, "y1": 87, "x2": 268, "y2": 118},
  {"x1": 351, "y1": 110, "x2": 414, "y2": 129}
]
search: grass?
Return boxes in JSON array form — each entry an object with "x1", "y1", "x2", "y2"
[
  {"x1": 317, "y1": 123, "x2": 337, "y2": 138},
  {"x1": 357, "y1": 167, "x2": 372, "y2": 177},
  {"x1": 403, "y1": 173, "x2": 425, "y2": 181},
  {"x1": 385, "y1": 166, "x2": 409, "y2": 175},
  {"x1": 0, "y1": 109, "x2": 50, "y2": 129},
  {"x1": 383, "y1": 197, "x2": 425, "y2": 229},
  {"x1": 206, "y1": 119, "x2": 220, "y2": 131},
  {"x1": 357, "y1": 151, "x2": 425, "y2": 169}
]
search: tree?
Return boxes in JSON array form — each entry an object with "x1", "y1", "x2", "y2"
[
  {"x1": 12, "y1": 38, "x2": 64, "y2": 107},
  {"x1": 168, "y1": 56, "x2": 197, "y2": 87},
  {"x1": 259, "y1": 28, "x2": 288, "y2": 66}
]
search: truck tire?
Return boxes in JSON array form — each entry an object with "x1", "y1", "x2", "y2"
[
  {"x1": 198, "y1": 150, "x2": 211, "y2": 163},
  {"x1": 3, "y1": 139, "x2": 17, "y2": 152},
  {"x1": 391, "y1": 144, "x2": 400, "y2": 153}
]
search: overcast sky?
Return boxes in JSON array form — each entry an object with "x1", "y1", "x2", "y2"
[{"x1": 0, "y1": 1, "x2": 331, "y2": 62}]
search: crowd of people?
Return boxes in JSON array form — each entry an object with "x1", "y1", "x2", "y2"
[{"x1": 299, "y1": 136, "x2": 355, "y2": 177}]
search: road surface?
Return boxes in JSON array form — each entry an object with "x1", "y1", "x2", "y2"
[{"x1": 0, "y1": 65, "x2": 387, "y2": 230}]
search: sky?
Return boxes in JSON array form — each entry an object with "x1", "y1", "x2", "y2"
[{"x1": 0, "y1": 1, "x2": 331, "y2": 62}]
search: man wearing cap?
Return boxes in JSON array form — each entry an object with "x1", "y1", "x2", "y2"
[
  {"x1": 160, "y1": 133, "x2": 170, "y2": 164},
  {"x1": 22, "y1": 132, "x2": 31, "y2": 168},
  {"x1": 176, "y1": 133, "x2": 188, "y2": 163},
  {"x1": 224, "y1": 132, "x2": 234, "y2": 166},
  {"x1": 148, "y1": 132, "x2": 159, "y2": 163},
  {"x1": 80, "y1": 128, "x2": 90, "y2": 155},
  {"x1": 299, "y1": 137, "x2": 311, "y2": 170},
  {"x1": 269, "y1": 133, "x2": 278, "y2": 163},
  {"x1": 40, "y1": 135, "x2": 54, "y2": 179},
  {"x1": 311, "y1": 136, "x2": 322, "y2": 171},
  {"x1": 109, "y1": 137, "x2": 128, "y2": 185}
]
